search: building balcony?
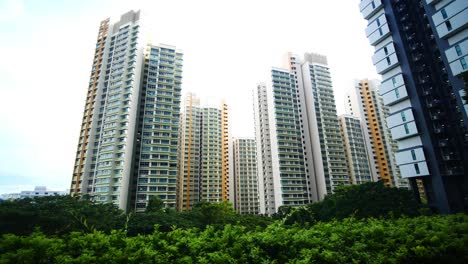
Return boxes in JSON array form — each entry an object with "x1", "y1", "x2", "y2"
[
  {"x1": 441, "y1": 154, "x2": 458, "y2": 161},
  {"x1": 360, "y1": 0, "x2": 383, "y2": 20},
  {"x1": 422, "y1": 86, "x2": 434, "y2": 96},
  {"x1": 426, "y1": 0, "x2": 442, "y2": 5},
  {"x1": 433, "y1": 125, "x2": 446, "y2": 134},
  {"x1": 429, "y1": 111, "x2": 445, "y2": 120},
  {"x1": 438, "y1": 139, "x2": 449, "y2": 147},
  {"x1": 426, "y1": 99, "x2": 442, "y2": 108}
]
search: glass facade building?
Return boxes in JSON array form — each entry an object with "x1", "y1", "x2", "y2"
[{"x1": 360, "y1": 0, "x2": 467, "y2": 212}]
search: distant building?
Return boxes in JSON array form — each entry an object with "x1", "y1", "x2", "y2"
[
  {"x1": 233, "y1": 138, "x2": 259, "y2": 214},
  {"x1": 338, "y1": 115, "x2": 373, "y2": 185},
  {"x1": 177, "y1": 93, "x2": 232, "y2": 211},
  {"x1": 345, "y1": 79, "x2": 408, "y2": 188},
  {"x1": 0, "y1": 186, "x2": 67, "y2": 200},
  {"x1": 294, "y1": 53, "x2": 349, "y2": 194},
  {"x1": 253, "y1": 52, "x2": 347, "y2": 214},
  {"x1": 70, "y1": 10, "x2": 184, "y2": 212},
  {"x1": 20, "y1": 186, "x2": 67, "y2": 198},
  {"x1": 0, "y1": 193, "x2": 21, "y2": 200}
]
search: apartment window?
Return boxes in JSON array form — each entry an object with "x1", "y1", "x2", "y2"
[
  {"x1": 371, "y1": 1, "x2": 375, "y2": 9},
  {"x1": 404, "y1": 123, "x2": 410, "y2": 134},
  {"x1": 392, "y1": 77, "x2": 397, "y2": 87},
  {"x1": 401, "y1": 111, "x2": 406, "y2": 122},
  {"x1": 395, "y1": 88, "x2": 400, "y2": 99},
  {"x1": 414, "y1": 163, "x2": 420, "y2": 174},
  {"x1": 461, "y1": 58, "x2": 467, "y2": 70},
  {"x1": 441, "y1": 8, "x2": 448, "y2": 19},
  {"x1": 454, "y1": 45, "x2": 462, "y2": 57},
  {"x1": 411, "y1": 149, "x2": 417, "y2": 160},
  {"x1": 386, "y1": 57, "x2": 391, "y2": 65},
  {"x1": 376, "y1": 17, "x2": 380, "y2": 26},
  {"x1": 384, "y1": 47, "x2": 388, "y2": 55},
  {"x1": 379, "y1": 27, "x2": 383, "y2": 36},
  {"x1": 445, "y1": 21, "x2": 452, "y2": 31}
]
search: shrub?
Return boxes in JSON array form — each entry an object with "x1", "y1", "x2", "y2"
[
  {"x1": 1, "y1": 215, "x2": 466, "y2": 263},
  {"x1": 284, "y1": 181, "x2": 420, "y2": 226}
]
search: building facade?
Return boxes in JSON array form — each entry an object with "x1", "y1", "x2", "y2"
[
  {"x1": 292, "y1": 53, "x2": 350, "y2": 194},
  {"x1": 253, "y1": 71, "x2": 314, "y2": 215},
  {"x1": 133, "y1": 45, "x2": 183, "y2": 211},
  {"x1": 359, "y1": 0, "x2": 467, "y2": 212},
  {"x1": 253, "y1": 83, "x2": 277, "y2": 215},
  {"x1": 70, "y1": 10, "x2": 184, "y2": 212},
  {"x1": 253, "y1": 53, "x2": 345, "y2": 214},
  {"x1": 338, "y1": 115, "x2": 373, "y2": 185},
  {"x1": 233, "y1": 138, "x2": 259, "y2": 214},
  {"x1": 0, "y1": 186, "x2": 67, "y2": 200},
  {"x1": 177, "y1": 94, "x2": 231, "y2": 211},
  {"x1": 345, "y1": 79, "x2": 408, "y2": 188}
]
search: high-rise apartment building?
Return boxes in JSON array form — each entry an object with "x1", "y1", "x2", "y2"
[
  {"x1": 177, "y1": 93, "x2": 231, "y2": 211},
  {"x1": 133, "y1": 45, "x2": 183, "y2": 212},
  {"x1": 253, "y1": 53, "x2": 346, "y2": 214},
  {"x1": 338, "y1": 115, "x2": 373, "y2": 185},
  {"x1": 345, "y1": 79, "x2": 408, "y2": 188},
  {"x1": 291, "y1": 53, "x2": 350, "y2": 194},
  {"x1": 233, "y1": 138, "x2": 259, "y2": 214},
  {"x1": 254, "y1": 73, "x2": 314, "y2": 215},
  {"x1": 360, "y1": 0, "x2": 467, "y2": 212},
  {"x1": 253, "y1": 83, "x2": 278, "y2": 215},
  {"x1": 70, "y1": 10, "x2": 184, "y2": 212}
]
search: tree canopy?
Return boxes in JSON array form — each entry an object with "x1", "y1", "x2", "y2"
[
  {"x1": 1, "y1": 183, "x2": 465, "y2": 263},
  {"x1": 1, "y1": 215, "x2": 466, "y2": 263},
  {"x1": 0, "y1": 195, "x2": 125, "y2": 236},
  {"x1": 282, "y1": 181, "x2": 421, "y2": 226}
]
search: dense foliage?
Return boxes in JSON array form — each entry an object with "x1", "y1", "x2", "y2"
[
  {"x1": 2, "y1": 182, "x2": 464, "y2": 263},
  {"x1": 282, "y1": 182, "x2": 421, "y2": 226},
  {"x1": 1, "y1": 215, "x2": 466, "y2": 263},
  {"x1": 0, "y1": 196, "x2": 125, "y2": 236},
  {"x1": 0, "y1": 196, "x2": 272, "y2": 236},
  {"x1": 0, "y1": 182, "x2": 422, "y2": 236},
  {"x1": 127, "y1": 201, "x2": 272, "y2": 235}
]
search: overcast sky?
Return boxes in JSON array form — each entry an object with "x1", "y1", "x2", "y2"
[{"x1": 0, "y1": 0, "x2": 379, "y2": 194}]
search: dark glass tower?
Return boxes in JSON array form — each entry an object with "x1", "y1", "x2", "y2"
[{"x1": 360, "y1": 0, "x2": 467, "y2": 213}]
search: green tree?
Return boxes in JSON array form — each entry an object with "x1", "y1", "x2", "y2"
[
  {"x1": 189, "y1": 201, "x2": 237, "y2": 229},
  {"x1": 126, "y1": 208, "x2": 193, "y2": 235},
  {"x1": 1, "y1": 215, "x2": 467, "y2": 263},
  {"x1": 235, "y1": 214, "x2": 273, "y2": 231},
  {"x1": 273, "y1": 205, "x2": 294, "y2": 220},
  {"x1": 284, "y1": 181, "x2": 420, "y2": 226},
  {"x1": 145, "y1": 196, "x2": 165, "y2": 213},
  {"x1": 0, "y1": 196, "x2": 125, "y2": 236}
]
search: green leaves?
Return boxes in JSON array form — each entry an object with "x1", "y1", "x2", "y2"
[
  {"x1": 0, "y1": 196, "x2": 274, "y2": 237},
  {"x1": 283, "y1": 182, "x2": 421, "y2": 226},
  {"x1": 0, "y1": 196, "x2": 126, "y2": 236},
  {"x1": 1, "y1": 215, "x2": 466, "y2": 263},
  {"x1": 145, "y1": 196, "x2": 165, "y2": 213},
  {"x1": 0, "y1": 191, "x2": 466, "y2": 263}
]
